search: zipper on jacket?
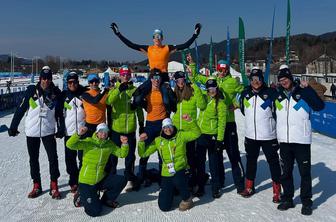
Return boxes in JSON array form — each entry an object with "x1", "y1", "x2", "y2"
[
  {"x1": 254, "y1": 95, "x2": 257, "y2": 140},
  {"x1": 125, "y1": 93, "x2": 129, "y2": 133},
  {"x1": 74, "y1": 98, "x2": 78, "y2": 133},
  {"x1": 96, "y1": 144, "x2": 103, "y2": 184},
  {"x1": 180, "y1": 103, "x2": 182, "y2": 130},
  {"x1": 287, "y1": 99, "x2": 290, "y2": 143}
]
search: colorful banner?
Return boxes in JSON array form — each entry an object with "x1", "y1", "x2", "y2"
[
  {"x1": 285, "y1": 0, "x2": 291, "y2": 65},
  {"x1": 209, "y1": 36, "x2": 213, "y2": 75},
  {"x1": 239, "y1": 17, "x2": 248, "y2": 86},
  {"x1": 226, "y1": 26, "x2": 231, "y2": 65},
  {"x1": 265, "y1": 6, "x2": 276, "y2": 85}
]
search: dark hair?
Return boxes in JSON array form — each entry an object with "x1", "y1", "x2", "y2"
[{"x1": 174, "y1": 83, "x2": 194, "y2": 102}]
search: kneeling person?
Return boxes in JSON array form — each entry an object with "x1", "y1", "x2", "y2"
[
  {"x1": 66, "y1": 123, "x2": 128, "y2": 217},
  {"x1": 138, "y1": 115, "x2": 201, "y2": 212}
]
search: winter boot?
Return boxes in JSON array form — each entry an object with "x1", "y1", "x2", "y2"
[
  {"x1": 179, "y1": 197, "x2": 194, "y2": 211},
  {"x1": 49, "y1": 180, "x2": 61, "y2": 199},
  {"x1": 277, "y1": 200, "x2": 295, "y2": 211},
  {"x1": 272, "y1": 181, "x2": 281, "y2": 203},
  {"x1": 28, "y1": 182, "x2": 42, "y2": 198},
  {"x1": 301, "y1": 205, "x2": 312, "y2": 216},
  {"x1": 212, "y1": 188, "x2": 221, "y2": 199},
  {"x1": 70, "y1": 184, "x2": 78, "y2": 193},
  {"x1": 73, "y1": 191, "x2": 81, "y2": 207},
  {"x1": 240, "y1": 179, "x2": 255, "y2": 198}
]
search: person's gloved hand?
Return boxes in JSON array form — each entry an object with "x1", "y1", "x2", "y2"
[
  {"x1": 119, "y1": 82, "x2": 129, "y2": 92},
  {"x1": 194, "y1": 23, "x2": 202, "y2": 36},
  {"x1": 55, "y1": 131, "x2": 65, "y2": 139},
  {"x1": 8, "y1": 128, "x2": 19, "y2": 137},
  {"x1": 110, "y1": 22, "x2": 120, "y2": 35},
  {"x1": 215, "y1": 140, "x2": 225, "y2": 152}
]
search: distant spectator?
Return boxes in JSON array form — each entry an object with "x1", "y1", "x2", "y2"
[
  {"x1": 308, "y1": 77, "x2": 327, "y2": 100},
  {"x1": 330, "y1": 83, "x2": 336, "y2": 99}
]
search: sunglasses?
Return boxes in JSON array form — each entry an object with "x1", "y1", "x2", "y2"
[
  {"x1": 218, "y1": 67, "x2": 228, "y2": 72},
  {"x1": 250, "y1": 76, "x2": 262, "y2": 82},
  {"x1": 89, "y1": 79, "x2": 100, "y2": 84},
  {"x1": 41, "y1": 76, "x2": 52, "y2": 80},
  {"x1": 175, "y1": 78, "x2": 185, "y2": 83},
  {"x1": 153, "y1": 34, "x2": 162, "y2": 40},
  {"x1": 67, "y1": 80, "x2": 78, "y2": 85},
  {"x1": 163, "y1": 125, "x2": 173, "y2": 130},
  {"x1": 207, "y1": 87, "x2": 217, "y2": 92},
  {"x1": 152, "y1": 75, "x2": 161, "y2": 80}
]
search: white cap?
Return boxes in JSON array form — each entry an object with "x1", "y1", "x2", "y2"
[
  {"x1": 96, "y1": 123, "x2": 109, "y2": 132},
  {"x1": 279, "y1": 64, "x2": 289, "y2": 70},
  {"x1": 162, "y1": 118, "x2": 173, "y2": 128},
  {"x1": 42, "y1": 66, "x2": 51, "y2": 70}
]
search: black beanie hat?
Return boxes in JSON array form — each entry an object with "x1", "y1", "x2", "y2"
[
  {"x1": 249, "y1": 68, "x2": 264, "y2": 82},
  {"x1": 67, "y1": 71, "x2": 79, "y2": 81},
  {"x1": 205, "y1": 78, "x2": 217, "y2": 88},
  {"x1": 278, "y1": 67, "x2": 293, "y2": 82},
  {"x1": 174, "y1": 71, "x2": 185, "y2": 80}
]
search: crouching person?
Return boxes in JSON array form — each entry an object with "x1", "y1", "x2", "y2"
[
  {"x1": 138, "y1": 115, "x2": 201, "y2": 211},
  {"x1": 66, "y1": 123, "x2": 128, "y2": 217}
]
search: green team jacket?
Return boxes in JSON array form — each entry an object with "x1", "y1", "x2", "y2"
[
  {"x1": 106, "y1": 82, "x2": 144, "y2": 134},
  {"x1": 190, "y1": 63, "x2": 243, "y2": 122},
  {"x1": 198, "y1": 91, "x2": 227, "y2": 141},
  {"x1": 172, "y1": 83, "x2": 207, "y2": 131},
  {"x1": 138, "y1": 120, "x2": 201, "y2": 177},
  {"x1": 66, "y1": 133, "x2": 129, "y2": 185}
]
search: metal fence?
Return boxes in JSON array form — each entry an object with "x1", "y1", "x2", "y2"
[{"x1": 0, "y1": 91, "x2": 25, "y2": 111}]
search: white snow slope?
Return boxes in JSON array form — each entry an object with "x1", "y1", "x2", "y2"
[{"x1": 0, "y1": 110, "x2": 335, "y2": 222}]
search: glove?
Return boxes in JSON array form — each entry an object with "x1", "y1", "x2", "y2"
[
  {"x1": 55, "y1": 131, "x2": 65, "y2": 139},
  {"x1": 8, "y1": 128, "x2": 19, "y2": 137},
  {"x1": 194, "y1": 23, "x2": 202, "y2": 36},
  {"x1": 119, "y1": 82, "x2": 129, "y2": 92},
  {"x1": 139, "y1": 123, "x2": 145, "y2": 135},
  {"x1": 215, "y1": 140, "x2": 225, "y2": 152},
  {"x1": 110, "y1": 22, "x2": 119, "y2": 35}
]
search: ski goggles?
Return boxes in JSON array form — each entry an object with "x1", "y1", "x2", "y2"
[
  {"x1": 207, "y1": 87, "x2": 217, "y2": 93},
  {"x1": 67, "y1": 80, "x2": 78, "y2": 85},
  {"x1": 175, "y1": 78, "x2": 185, "y2": 83},
  {"x1": 250, "y1": 76, "x2": 262, "y2": 82},
  {"x1": 162, "y1": 125, "x2": 174, "y2": 130},
  {"x1": 89, "y1": 79, "x2": 100, "y2": 84},
  {"x1": 151, "y1": 75, "x2": 161, "y2": 80},
  {"x1": 153, "y1": 34, "x2": 162, "y2": 40}
]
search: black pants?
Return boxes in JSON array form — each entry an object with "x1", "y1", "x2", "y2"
[
  {"x1": 79, "y1": 174, "x2": 127, "y2": 217},
  {"x1": 218, "y1": 122, "x2": 245, "y2": 191},
  {"x1": 26, "y1": 135, "x2": 60, "y2": 183},
  {"x1": 158, "y1": 170, "x2": 191, "y2": 212},
  {"x1": 196, "y1": 134, "x2": 221, "y2": 192},
  {"x1": 138, "y1": 120, "x2": 163, "y2": 181},
  {"x1": 186, "y1": 140, "x2": 197, "y2": 187},
  {"x1": 64, "y1": 136, "x2": 83, "y2": 186},
  {"x1": 244, "y1": 138, "x2": 281, "y2": 183},
  {"x1": 280, "y1": 143, "x2": 312, "y2": 206},
  {"x1": 107, "y1": 130, "x2": 137, "y2": 182}
]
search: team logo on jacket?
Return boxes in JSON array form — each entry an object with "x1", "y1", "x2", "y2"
[
  {"x1": 278, "y1": 95, "x2": 282, "y2": 100},
  {"x1": 296, "y1": 94, "x2": 301, "y2": 100},
  {"x1": 263, "y1": 94, "x2": 268, "y2": 100}
]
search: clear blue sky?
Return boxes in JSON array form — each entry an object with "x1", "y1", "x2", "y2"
[{"x1": 1, "y1": 0, "x2": 335, "y2": 62}]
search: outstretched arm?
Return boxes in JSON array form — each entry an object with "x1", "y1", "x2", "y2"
[
  {"x1": 169, "y1": 23, "x2": 201, "y2": 52},
  {"x1": 110, "y1": 22, "x2": 148, "y2": 52}
]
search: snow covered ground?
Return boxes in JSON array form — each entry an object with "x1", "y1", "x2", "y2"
[{"x1": 0, "y1": 89, "x2": 335, "y2": 221}]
